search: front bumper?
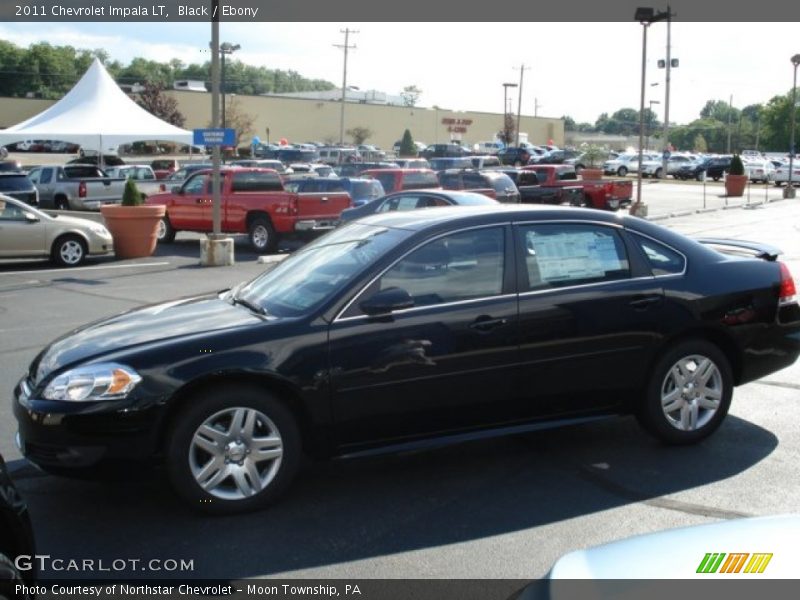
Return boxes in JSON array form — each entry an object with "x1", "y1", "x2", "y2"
[{"x1": 13, "y1": 378, "x2": 164, "y2": 472}]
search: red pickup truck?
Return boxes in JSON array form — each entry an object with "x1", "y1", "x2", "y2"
[
  {"x1": 522, "y1": 165, "x2": 633, "y2": 210},
  {"x1": 146, "y1": 168, "x2": 352, "y2": 253}
]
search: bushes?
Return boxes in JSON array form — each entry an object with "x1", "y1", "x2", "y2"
[{"x1": 121, "y1": 178, "x2": 144, "y2": 206}]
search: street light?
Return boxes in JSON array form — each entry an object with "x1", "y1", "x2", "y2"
[
  {"x1": 503, "y1": 82, "x2": 518, "y2": 146},
  {"x1": 219, "y1": 42, "x2": 240, "y2": 130},
  {"x1": 647, "y1": 100, "x2": 660, "y2": 151},
  {"x1": 630, "y1": 7, "x2": 670, "y2": 217},
  {"x1": 786, "y1": 53, "x2": 800, "y2": 199}
]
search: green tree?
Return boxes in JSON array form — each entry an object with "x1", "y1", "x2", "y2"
[
  {"x1": 562, "y1": 115, "x2": 576, "y2": 132},
  {"x1": 401, "y1": 85, "x2": 422, "y2": 107},
  {"x1": 346, "y1": 126, "x2": 373, "y2": 145},
  {"x1": 399, "y1": 129, "x2": 416, "y2": 156},
  {"x1": 760, "y1": 91, "x2": 798, "y2": 152},
  {"x1": 693, "y1": 133, "x2": 708, "y2": 153},
  {"x1": 133, "y1": 81, "x2": 186, "y2": 127}
]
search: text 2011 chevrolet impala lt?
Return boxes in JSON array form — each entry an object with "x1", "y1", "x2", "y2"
[{"x1": 13, "y1": 206, "x2": 800, "y2": 513}]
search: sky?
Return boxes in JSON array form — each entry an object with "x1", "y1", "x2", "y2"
[{"x1": 1, "y1": 21, "x2": 798, "y2": 126}]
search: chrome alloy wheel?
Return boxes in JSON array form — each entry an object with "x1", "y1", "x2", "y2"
[
  {"x1": 251, "y1": 225, "x2": 270, "y2": 249},
  {"x1": 189, "y1": 407, "x2": 283, "y2": 500},
  {"x1": 156, "y1": 219, "x2": 166, "y2": 240},
  {"x1": 660, "y1": 354, "x2": 723, "y2": 431},
  {"x1": 59, "y1": 240, "x2": 84, "y2": 265}
]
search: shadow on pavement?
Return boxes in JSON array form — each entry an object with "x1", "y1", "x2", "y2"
[{"x1": 17, "y1": 413, "x2": 776, "y2": 580}]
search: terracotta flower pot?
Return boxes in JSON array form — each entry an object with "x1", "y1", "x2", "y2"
[
  {"x1": 724, "y1": 174, "x2": 748, "y2": 197},
  {"x1": 581, "y1": 168, "x2": 603, "y2": 180},
  {"x1": 100, "y1": 204, "x2": 166, "y2": 259}
]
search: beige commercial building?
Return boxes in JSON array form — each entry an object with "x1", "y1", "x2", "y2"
[{"x1": 0, "y1": 92, "x2": 564, "y2": 151}]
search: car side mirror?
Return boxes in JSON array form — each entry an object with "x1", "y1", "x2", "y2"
[
  {"x1": 171, "y1": 186, "x2": 182, "y2": 194},
  {"x1": 24, "y1": 212, "x2": 39, "y2": 223},
  {"x1": 360, "y1": 287, "x2": 414, "y2": 316}
]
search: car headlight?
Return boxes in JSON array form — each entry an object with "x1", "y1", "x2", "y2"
[{"x1": 43, "y1": 363, "x2": 142, "y2": 402}]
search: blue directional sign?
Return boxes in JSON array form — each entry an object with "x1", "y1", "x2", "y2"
[{"x1": 193, "y1": 128, "x2": 235, "y2": 146}]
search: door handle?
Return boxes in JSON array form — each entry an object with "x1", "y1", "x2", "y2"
[
  {"x1": 629, "y1": 295, "x2": 663, "y2": 309},
  {"x1": 469, "y1": 316, "x2": 508, "y2": 332}
]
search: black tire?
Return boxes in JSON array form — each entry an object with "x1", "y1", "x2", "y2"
[
  {"x1": 712, "y1": 175, "x2": 721, "y2": 182},
  {"x1": 774, "y1": 181, "x2": 783, "y2": 187},
  {"x1": 157, "y1": 215, "x2": 176, "y2": 243},
  {"x1": 637, "y1": 339, "x2": 733, "y2": 445},
  {"x1": 617, "y1": 167, "x2": 628, "y2": 177},
  {"x1": 248, "y1": 217, "x2": 278, "y2": 254},
  {"x1": 654, "y1": 167, "x2": 663, "y2": 179},
  {"x1": 514, "y1": 160, "x2": 523, "y2": 167},
  {"x1": 166, "y1": 385, "x2": 302, "y2": 515},
  {"x1": 51, "y1": 234, "x2": 87, "y2": 267},
  {"x1": 0, "y1": 552, "x2": 26, "y2": 600},
  {"x1": 695, "y1": 172, "x2": 704, "y2": 182},
  {"x1": 54, "y1": 195, "x2": 70, "y2": 210}
]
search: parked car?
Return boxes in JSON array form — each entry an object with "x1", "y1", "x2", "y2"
[
  {"x1": 335, "y1": 162, "x2": 399, "y2": 177},
  {"x1": 26, "y1": 164, "x2": 127, "y2": 210},
  {"x1": 285, "y1": 163, "x2": 335, "y2": 178},
  {"x1": 437, "y1": 169, "x2": 520, "y2": 203},
  {"x1": 13, "y1": 205, "x2": 799, "y2": 514},
  {"x1": 104, "y1": 164, "x2": 162, "y2": 198},
  {"x1": 469, "y1": 155, "x2": 503, "y2": 169},
  {"x1": 0, "y1": 172, "x2": 38, "y2": 206},
  {"x1": 500, "y1": 168, "x2": 584, "y2": 206},
  {"x1": 674, "y1": 156, "x2": 732, "y2": 182},
  {"x1": 150, "y1": 159, "x2": 180, "y2": 180},
  {"x1": 0, "y1": 452, "x2": 36, "y2": 595},
  {"x1": 743, "y1": 159, "x2": 776, "y2": 183},
  {"x1": 392, "y1": 141, "x2": 427, "y2": 155},
  {"x1": 602, "y1": 153, "x2": 641, "y2": 176},
  {"x1": 420, "y1": 143, "x2": 472, "y2": 159},
  {"x1": 523, "y1": 164, "x2": 633, "y2": 210},
  {"x1": 473, "y1": 141, "x2": 504, "y2": 155},
  {"x1": 147, "y1": 167, "x2": 352, "y2": 252},
  {"x1": 428, "y1": 157, "x2": 474, "y2": 172},
  {"x1": 231, "y1": 159, "x2": 289, "y2": 173},
  {"x1": 275, "y1": 148, "x2": 320, "y2": 164},
  {"x1": 338, "y1": 177, "x2": 386, "y2": 207},
  {"x1": 157, "y1": 162, "x2": 214, "y2": 192},
  {"x1": 772, "y1": 163, "x2": 800, "y2": 186},
  {"x1": 337, "y1": 189, "x2": 497, "y2": 223},
  {"x1": 0, "y1": 160, "x2": 23, "y2": 172},
  {"x1": 497, "y1": 146, "x2": 533, "y2": 166},
  {"x1": 529, "y1": 149, "x2": 582, "y2": 165},
  {"x1": 360, "y1": 168, "x2": 440, "y2": 193},
  {"x1": 66, "y1": 154, "x2": 125, "y2": 167},
  {"x1": 0, "y1": 194, "x2": 113, "y2": 265},
  {"x1": 393, "y1": 158, "x2": 430, "y2": 169},
  {"x1": 317, "y1": 147, "x2": 362, "y2": 166}
]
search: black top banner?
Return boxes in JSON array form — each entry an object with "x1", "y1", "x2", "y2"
[{"x1": 1, "y1": 0, "x2": 798, "y2": 22}]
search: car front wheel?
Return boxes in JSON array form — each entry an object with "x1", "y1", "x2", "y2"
[
  {"x1": 637, "y1": 340, "x2": 733, "y2": 445},
  {"x1": 248, "y1": 218, "x2": 278, "y2": 254},
  {"x1": 617, "y1": 167, "x2": 628, "y2": 177},
  {"x1": 166, "y1": 385, "x2": 301, "y2": 514},
  {"x1": 0, "y1": 552, "x2": 29, "y2": 600},
  {"x1": 51, "y1": 234, "x2": 86, "y2": 267}
]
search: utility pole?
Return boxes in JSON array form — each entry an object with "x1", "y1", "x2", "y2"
[
  {"x1": 661, "y1": 5, "x2": 675, "y2": 176},
  {"x1": 514, "y1": 63, "x2": 531, "y2": 146},
  {"x1": 334, "y1": 28, "x2": 358, "y2": 145},
  {"x1": 726, "y1": 94, "x2": 733, "y2": 154},
  {"x1": 210, "y1": 0, "x2": 220, "y2": 237}
]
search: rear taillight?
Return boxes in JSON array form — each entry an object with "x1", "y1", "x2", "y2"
[
  {"x1": 78, "y1": 181, "x2": 87, "y2": 198},
  {"x1": 779, "y1": 262, "x2": 797, "y2": 304},
  {"x1": 290, "y1": 195, "x2": 299, "y2": 215}
]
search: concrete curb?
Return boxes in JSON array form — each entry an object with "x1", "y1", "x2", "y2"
[{"x1": 646, "y1": 195, "x2": 790, "y2": 222}]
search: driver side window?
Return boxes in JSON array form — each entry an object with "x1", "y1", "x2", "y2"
[{"x1": 182, "y1": 174, "x2": 207, "y2": 195}]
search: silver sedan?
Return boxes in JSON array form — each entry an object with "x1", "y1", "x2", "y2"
[{"x1": 0, "y1": 194, "x2": 113, "y2": 266}]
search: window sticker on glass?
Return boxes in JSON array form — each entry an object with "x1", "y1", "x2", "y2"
[{"x1": 527, "y1": 231, "x2": 623, "y2": 282}]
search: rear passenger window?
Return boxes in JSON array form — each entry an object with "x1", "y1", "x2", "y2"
[
  {"x1": 633, "y1": 235, "x2": 685, "y2": 275},
  {"x1": 519, "y1": 224, "x2": 630, "y2": 291}
]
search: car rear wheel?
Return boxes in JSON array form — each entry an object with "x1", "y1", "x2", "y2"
[
  {"x1": 695, "y1": 172, "x2": 704, "y2": 182},
  {"x1": 514, "y1": 160, "x2": 523, "y2": 167},
  {"x1": 654, "y1": 167, "x2": 663, "y2": 179},
  {"x1": 54, "y1": 195, "x2": 70, "y2": 210},
  {"x1": 51, "y1": 234, "x2": 86, "y2": 267},
  {"x1": 248, "y1": 217, "x2": 278, "y2": 254},
  {"x1": 157, "y1": 216, "x2": 176, "y2": 243},
  {"x1": 166, "y1": 385, "x2": 301, "y2": 514},
  {"x1": 637, "y1": 340, "x2": 732, "y2": 445},
  {"x1": 617, "y1": 167, "x2": 628, "y2": 177}
]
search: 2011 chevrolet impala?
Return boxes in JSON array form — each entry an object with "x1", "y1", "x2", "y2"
[{"x1": 13, "y1": 205, "x2": 800, "y2": 514}]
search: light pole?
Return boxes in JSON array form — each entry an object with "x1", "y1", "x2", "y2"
[
  {"x1": 219, "y1": 42, "x2": 240, "y2": 130},
  {"x1": 647, "y1": 100, "x2": 660, "y2": 151},
  {"x1": 630, "y1": 7, "x2": 669, "y2": 217},
  {"x1": 786, "y1": 53, "x2": 800, "y2": 199},
  {"x1": 503, "y1": 82, "x2": 517, "y2": 146},
  {"x1": 335, "y1": 28, "x2": 358, "y2": 145}
]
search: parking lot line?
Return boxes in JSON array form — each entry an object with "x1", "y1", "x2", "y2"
[{"x1": 0, "y1": 261, "x2": 171, "y2": 276}]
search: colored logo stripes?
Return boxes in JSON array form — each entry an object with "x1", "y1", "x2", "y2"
[{"x1": 697, "y1": 553, "x2": 773, "y2": 574}]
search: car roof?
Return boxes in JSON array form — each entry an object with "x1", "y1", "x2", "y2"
[{"x1": 355, "y1": 203, "x2": 627, "y2": 231}]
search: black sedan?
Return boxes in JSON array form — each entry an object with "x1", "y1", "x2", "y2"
[
  {"x1": 0, "y1": 453, "x2": 36, "y2": 595},
  {"x1": 338, "y1": 189, "x2": 497, "y2": 223},
  {"x1": 675, "y1": 157, "x2": 732, "y2": 181},
  {"x1": 13, "y1": 206, "x2": 800, "y2": 514}
]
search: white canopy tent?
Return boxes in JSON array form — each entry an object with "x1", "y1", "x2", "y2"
[{"x1": 0, "y1": 58, "x2": 193, "y2": 152}]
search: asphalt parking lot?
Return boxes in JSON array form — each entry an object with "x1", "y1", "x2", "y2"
[{"x1": 1, "y1": 197, "x2": 799, "y2": 580}]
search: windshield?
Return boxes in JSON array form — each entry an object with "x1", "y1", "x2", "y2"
[
  {"x1": 0, "y1": 175, "x2": 34, "y2": 191},
  {"x1": 237, "y1": 223, "x2": 409, "y2": 317}
]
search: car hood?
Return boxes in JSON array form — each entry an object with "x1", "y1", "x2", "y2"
[
  {"x1": 548, "y1": 514, "x2": 800, "y2": 580},
  {"x1": 47, "y1": 214, "x2": 105, "y2": 229},
  {"x1": 29, "y1": 293, "x2": 264, "y2": 385}
]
